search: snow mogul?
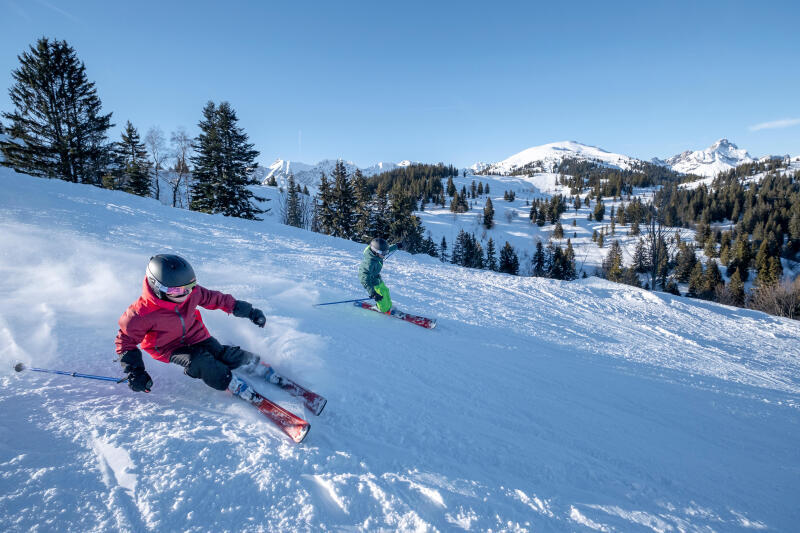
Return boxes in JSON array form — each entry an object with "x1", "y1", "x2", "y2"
[
  {"x1": 359, "y1": 237, "x2": 403, "y2": 313},
  {"x1": 115, "y1": 254, "x2": 272, "y2": 394}
]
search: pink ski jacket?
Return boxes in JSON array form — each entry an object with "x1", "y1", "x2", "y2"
[{"x1": 115, "y1": 277, "x2": 237, "y2": 362}]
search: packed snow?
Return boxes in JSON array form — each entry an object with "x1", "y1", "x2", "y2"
[{"x1": 1, "y1": 168, "x2": 799, "y2": 532}]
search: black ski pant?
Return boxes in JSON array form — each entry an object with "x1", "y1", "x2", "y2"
[{"x1": 169, "y1": 336, "x2": 255, "y2": 391}]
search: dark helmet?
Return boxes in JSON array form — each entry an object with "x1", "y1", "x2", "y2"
[
  {"x1": 370, "y1": 238, "x2": 389, "y2": 256},
  {"x1": 146, "y1": 254, "x2": 196, "y2": 300}
]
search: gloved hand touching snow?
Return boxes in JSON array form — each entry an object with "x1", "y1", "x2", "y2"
[{"x1": 234, "y1": 300, "x2": 266, "y2": 328}]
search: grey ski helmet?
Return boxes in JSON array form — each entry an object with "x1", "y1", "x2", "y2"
[
  {"x1": 146, "y1": 254, "x2": 197, "y2": 300},
  {"x1": 370, "y1": 238, "x2": 389, "y2": 256}
]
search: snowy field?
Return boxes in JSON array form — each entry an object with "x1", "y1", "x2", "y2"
[{"x1": 1, "y1": 168, "x2": 799, "y2": 532}]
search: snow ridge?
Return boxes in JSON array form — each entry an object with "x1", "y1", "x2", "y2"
[
  {"x1": 262, "y1": 158, "x2": 413, "y2": 190},
  {"x1": 654, "y1": 138, "x2": 754, "y2": 178},
  {"x1": 472, "y1": 141, "x2": 640, "y2": 175}
]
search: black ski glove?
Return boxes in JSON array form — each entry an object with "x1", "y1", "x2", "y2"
[
  {"x1": 233, "y1": 300, "x2": 267, "y2": 328},
  {"x1": 120, "y1": 349, "x2": 152, "y2": 393},
  {"x1": 395, "y1": 240, "x2": 404, "y2": 250},
  {"x1": 128, "y1": 368, "x2": 153, "y2": 393},
  {"x1": 370, "y1": 290, "x2": 383, "y2": 302}
]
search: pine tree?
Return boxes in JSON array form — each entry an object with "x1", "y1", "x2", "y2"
[
  {"x1": 593, "y1": 199, "x2": 605, "y2": 222},
  {"x1": 284, "y1": 173, "x2": 302, "y2": 228},
  {"x1": 486, "y1": 237, "x2": 498, "y2": 271},
  {"x1": 703, "y1": 259, "x2": 723, "y2": 299},
  {"x1": 467, "y1": 234, "x2": 484, "y2": 269},
  {"x1": 499, "y1": 241, "x2": 519, "y2": 275},
  {"x1": 553, "y1": 220, "x2": 564, "y2": 239},
  {"x1": 483, "y1": 197, "x2": 494, "y2": 229},
  {"x1": 477, "y1": 182, "x2": 484, "y2": 195},
  {"x1": 1, "y1": 38, "x2": 114, "y2": 184},
  {"x1": 674, "y1": 242, "x2": 697, "y2": 282},
  {"x1": 114, "y1": 121, "x2": 151, "y2": 197},
  {"x1": 189, "y1": 101, "x2": 265, "y2": 219},
  {"x1": 451, "y1": 229, "x2": 466, "y2": 265},
  {"x1": 423, "y1": 232, "x2": 438, "y2": 257},
  {"x1": 532, "y1": 241, "x2": 546, "y2": 277},
  {"x1": 450, "y1": 191, "x2": 461, "y2": 213},
  {"x1": 389, "y1": 190, "x2": 424, "y2": 252},
  {"x1": 535, "y1": 207, "x2": 546, "y2": 227},
  {"x1": 547, "y1": 245, "x2": 565, "y2": 279},
  {"x1": 315, "y1": 172, "x2": 335, "y2": 235},
  {"x1": 704, "y1": 236, "x2": 717, "y2": 258},
  {"x1": 330, "y1": 160, "x2": 355, "y2": 239},
  {"x1": 633, "y1": 238, "x2": 648, "y2": 273},
  {"x1": 370, "y1": 184, "x2": 390, "y2": 238},
  {"x1": 603, "y1": 240, "x2": 624, "y2": 282},
  {"x1": 439, "y1": 236, "x2": 448, "y2": 262},
  {"x1": 728, "y1": 235, "x2": 752, "y2": 282},
  {"x1": 688, "y1": 261, "x2": 704, "y2": 297},
  {"x1": 728, "y1": 269, "x2": 745, "y2": 306},
  {"x1": 446, "y1": 176, "x2": 456, "y2": 197},
  {"x1": 352, "y1": 169, "x2": 371, "y2": 242}
]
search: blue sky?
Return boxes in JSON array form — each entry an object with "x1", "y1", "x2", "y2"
[{"x1": 1, "y1": 0, "x2": 798, "y2": 167}]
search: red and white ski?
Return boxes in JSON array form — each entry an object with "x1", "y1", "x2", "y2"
[
  {"x1": 263, "y1": 365, "x2": 327, "y2": 416},
  {"x1": 229, "y1": 376, "x2": 310, "y2": 443},
  {"x1": 354, "y1": 301, "x2": 437, "y2": 329}
]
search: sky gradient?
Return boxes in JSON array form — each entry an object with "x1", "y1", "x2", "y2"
[{"x1": 1, "y1": 0, "x2": 798, "y2": 167}]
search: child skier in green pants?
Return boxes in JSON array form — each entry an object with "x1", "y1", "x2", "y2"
[{"x1": 359, "y1": 238, "x2": 401, "y2": 312}]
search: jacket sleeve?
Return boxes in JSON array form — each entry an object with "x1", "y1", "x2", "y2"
[
  {"x1": 195, "y1": 285, "x2": 237, "y2": 313},
  {"x1": 115, "y1": 309, "x2": 150, "y2": 355},
  {"x1": 365, "y1": 258, "x2": 383, "y2": 289}
]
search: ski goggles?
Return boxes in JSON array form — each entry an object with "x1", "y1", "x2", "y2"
[{"x1": 154, "y1": 279, "x2": 197, "y2": 297}]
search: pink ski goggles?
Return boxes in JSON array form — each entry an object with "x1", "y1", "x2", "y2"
[{"x1": 154, "y1": 279, "x2": 197, "y2": 297}]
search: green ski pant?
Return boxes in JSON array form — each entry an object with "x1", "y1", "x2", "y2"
[{"x1": 373, "y1": 281, "x2": 392, "y2": 313}]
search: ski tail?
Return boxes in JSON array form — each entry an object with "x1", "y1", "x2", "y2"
[
  {"x1": 229, "y1": 374, "x2": 310, "y2": 443},
  {"x1": 261, "y1": 364, "x2": 327, "y2": 416}
]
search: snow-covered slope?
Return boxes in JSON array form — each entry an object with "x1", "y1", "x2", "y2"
[
  {"x1": 1, "y1": 168, "x2": 799, "y2": 531},
  {"x1": 655, "y1": 139, "x2": 754, "y2": 178},
  {"x1": 263, "y1": 158, "x2": 413, "y2": 189},
  {"x1": 472, "y1": 141, "x2": 640, "y2": 175}
]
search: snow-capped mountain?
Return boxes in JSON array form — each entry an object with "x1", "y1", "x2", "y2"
[
  {"x1": 655, "y1": 139, "x2": 754, "y2": 178},
  {"x1": 261, "y1": 158, "x2": 413, "y2": 189},
  {"x1": 471, "y1": 141, "x2": 640, "y2": 176}
]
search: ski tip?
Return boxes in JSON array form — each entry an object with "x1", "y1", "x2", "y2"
[
  {"x1": 313, "y1": 398, "x2": 327, "y2": 416},
  {"x1": 13, "y1": 362, "x2": 25, "y2": 372}
]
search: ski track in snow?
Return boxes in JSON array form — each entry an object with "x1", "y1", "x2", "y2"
[{"x1": 1, "y1": 169, "x2": 799, "y2": 532}]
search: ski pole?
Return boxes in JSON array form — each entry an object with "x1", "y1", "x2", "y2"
[
  {"x1": 14, "y1": 362, "x2": 129, "y2": 383},
  {"x1": 313, "y1": 297, "x2": 371, "y2": 307}
]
